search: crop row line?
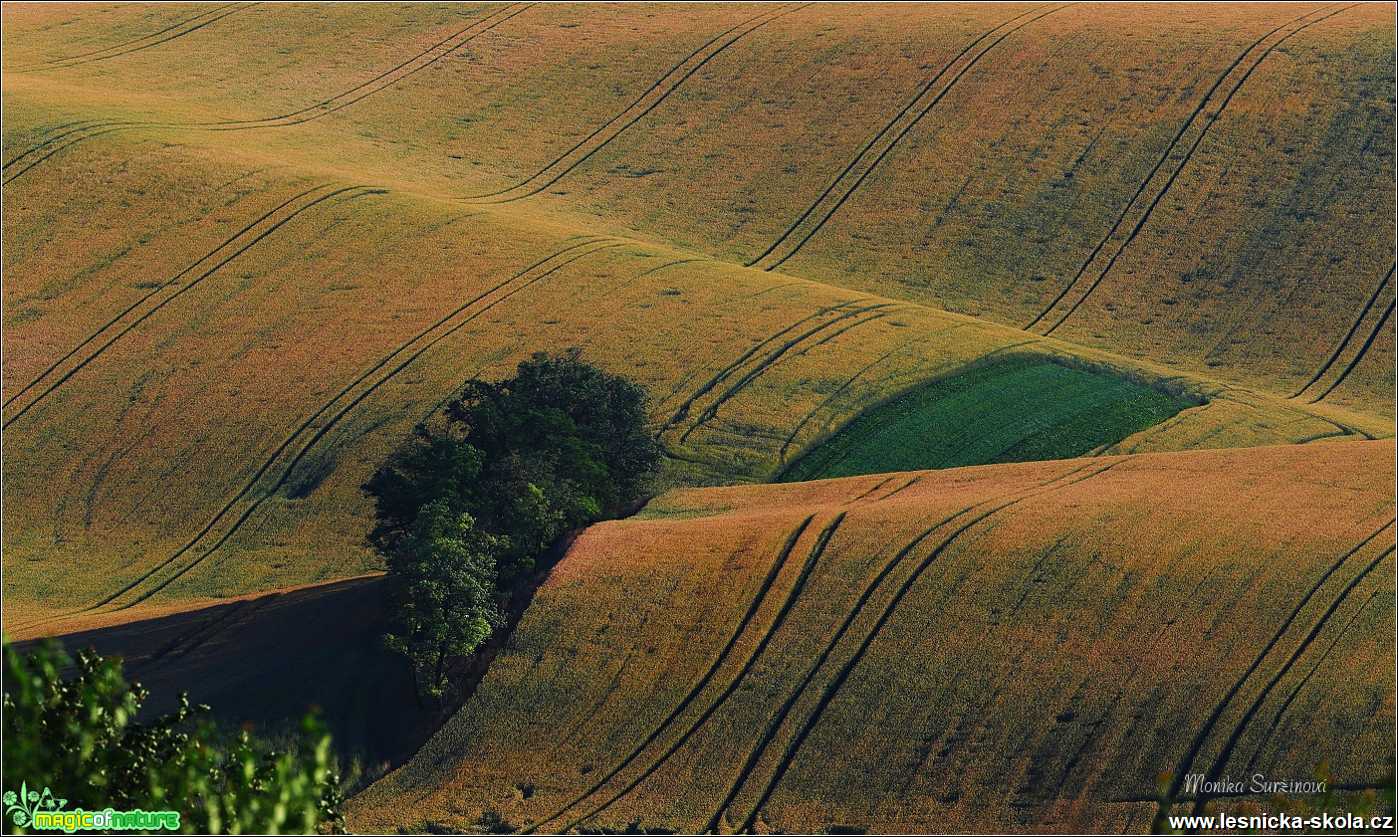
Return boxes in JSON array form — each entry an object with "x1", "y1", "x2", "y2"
[
  {"x1": 1291, "y1": 265, "x2": 1394, "y2": 398},
  {"x1": 466, "y1": 3, "x2": 810, "y2": 205},
  {"x1": 1187, "y1": 541, "x2": 1394, "y2": 814},
  {"x1": 676, "y1": 302, "x2": 898, "y2": 446},
  {"x1": 524, "y1": 514, "x2": 814, "y2": 831},
  {"x1": 549, "y1": 513, "x2": 847, "y2": 833},
  {"x1": 12, "y1": 2, "x2": 256, "y2": 72},
  {"x1": 1152, "y1": 518, "x2": 1395, "y2": 827},
  {"x1": 3, "y1": 184, "x2": 379, "y2": 429},
  {"x1": 1026, "y1": 3, "x2": 1355, "y2": 335},
  {"x1": 2, "y1": 3, "x2": 534, "y2": 183},
  {"x1": 714, "y1": 460, "x2": 1122, "y2": 833},
  {"x1": 747, "y1": 2, "x2": 1068, "y2": 272},
  {"x1": 60, "y1": 236, "x2": 623, "y2": 619}
]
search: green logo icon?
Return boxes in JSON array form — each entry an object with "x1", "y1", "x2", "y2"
[{"x1": 4, "y1": 782, "x2": 179, "y2": 833}]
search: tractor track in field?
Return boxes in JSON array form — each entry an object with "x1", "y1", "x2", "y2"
[
  {"x1": 677, "y1": 302, "x2": 898, "y2": 445},
  {"x1": 774, "y1": 339, "x2": 919, "y2": 465},
  {"x1": 465, "y1": 3, "x2": 810, "y2": 205},
  {"x1": 1151, "y1": 518, "x2": 1395, "y2": 829},
  {"x1": 845, "y1": 476, "x2": 895, "y2": 505},
  {"x1": 746, "y1": 2, "x2": 1060, "y2": 271},
  {"x1": 13, "y1": 2, "x2": 256, "y2": 71},
  {"x1": 879, "y1": 475, "x2": 924, "y2": 501},
  {"x1": 525, "y1": 515, "x2": 815, "y2": 831},
  {"x1": 655, "y1": 300, "x2": 864, "y2": 434},
  {"x1": 550, "y1": 513, "x2": 846, "y2": 834},
  {"x1": 2, "y1": 3, "x2": 533, "y2": 183},
  {"x1": 1308, "y1": 299, "x2": 1394, "y2": 404},
  {"x1": 62, "y1": 238, "x2": 623, "y2": 620},
  {"x1": 128, "y1": 594, "x2": 278, "y2": 675},
  {"x1": 749, "y1": 3, "x2": 1074, "y2": 273},
  {"x1": 1291, "y1": 265, "x2": 1394, "y2": 398},
  {"x1": 1027, "y1": 3, "x2": 1355, "y2": 336},
  {"x1": 1187, "y1": 543, "x2": 1394, "y2": 814},
  {"x1": 717, "y1": 460, "x2": 1122, "y2": 833},
  {"x1": 3, "y1": 184, "x2": 378, "y2": 429},
  {"x1": 29, "y1": 4, "x2": 242, "y2": 66},
  {"x1": 1242, "y1": 589, "x2": 1380, "y2": 776},
  {"x1": 5, "y1": 182, "x2": 325, "y2": 410}
]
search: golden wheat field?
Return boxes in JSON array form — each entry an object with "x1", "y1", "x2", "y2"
[{"x1": 2, "y1": 2, "x2": 1394, "y2": 834}]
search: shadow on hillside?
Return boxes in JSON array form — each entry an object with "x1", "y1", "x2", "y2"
[{"x1": 35, "y1": 577, "x2": 433, "y2": 775}]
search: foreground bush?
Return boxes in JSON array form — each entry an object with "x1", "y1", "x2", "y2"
[{"x1": 2, "y1": 640, "x2": 344, "y2": 834}]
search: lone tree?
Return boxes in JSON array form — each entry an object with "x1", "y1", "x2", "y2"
[{"x1": 364, "y1": 350, "x2": 661, "y2": 700}]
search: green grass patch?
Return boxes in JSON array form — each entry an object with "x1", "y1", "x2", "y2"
[{"x1": 778, "y1": 357, "x2": 1198, "y2": 481}]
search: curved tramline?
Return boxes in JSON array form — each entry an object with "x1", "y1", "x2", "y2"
[
  {"x1": 10, "y1": 2, "x2": 256, "y2": 72},
  {"x1": 525, "y1": 514, "x2": 816, "y2": 833},
  {"x1": 667, "y1": 300, "x2": 903, "y2": 448},
  {"x1": 675, "y1": 302, "x2": 899, "y2": 446},
  {"x1": 1153, "y1": 519, "x2": 1395, "y2": 826},
  {"x1": 707, "y1": 461, "x2": 1120, "y2": 833},
  {"x1": 3, "y1": 184, "x2": 381, "y2": 429},
  {"x1": 1025, "y1": 2, "x2": 1357, "y2": 335},
  {"x1": 1290, "y1": 265, "x2": 1394, "y2": 400},
  {"x1": 543, "y1": 512, "x2": 849, "y2": 834},
  {"x1": 75, "y1": 237, "x2": 626, "y2": 616},
  {"x1": 1, "y1": 3, "x2": 534, "y2": 183},
  {"x1": 465, "y1": 3, "x2": 810, "y2": 205},
  {"x1": 747, "y1": 3, "x2": 1072, "y2": 273},
  {"x1": 745, "y1": 2, "x2": 1063, "y2": 272},
  {"x1": 3, "y1": 182, "x2": 326, "y2": 408},
  {"x1": 349, "y1": 441, "x2": 1394, "y2": 833}
]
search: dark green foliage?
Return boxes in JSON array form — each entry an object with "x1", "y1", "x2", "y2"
[
  {"x1": 780, "y1": 357, "x2": 1198, "y2": 482},
  {"x1": 2, "y1": 640, "x2": 344, "y2": 834},
  {"x1": 383, "y1": 501, "x2": 505, "y2": 700},
  {"x1": 364, "y1": 350, "x2": 661, "y2": 700}
]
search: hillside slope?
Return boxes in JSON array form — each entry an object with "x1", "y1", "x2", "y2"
[
  {"x1": 4, "y1": 135, "x2": 1377, "y2": 628},
  {"x1": 350, "y1": 440, "x2": 1395, "y2": 833},
  {"x1": 5, "y1": 2, "x2": 1393, "y2": 414}
]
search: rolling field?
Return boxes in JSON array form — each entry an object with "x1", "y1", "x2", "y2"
[
  {"x1": 4, "y1": 135, "x2": 1378, "y2": 627},
  {"x1": 1, "y1": 3, "x2": 1394, "y2": 833},
  {"x1": 4, "y1": 3, "x2": 1390, "y2": 414},
  {"x1": 779, "y1": 356, "x2": 1199, "y2": 481},
  {"x1": 348, "y1": 441, "x2": 1395, "y2": 833}
]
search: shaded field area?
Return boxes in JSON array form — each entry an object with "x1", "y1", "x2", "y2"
[
  {"x1": 780, "y1": 356, "x2": 1198, "y2": 481},
  {"x1": 19, "y1": 576, "x2": 428, "y2": 772},
  {"x1": 349, "y1": 441, "x2": 1395, "y2": 834}
]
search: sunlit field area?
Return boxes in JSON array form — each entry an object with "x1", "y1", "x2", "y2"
[{"x1": 3, "y1": 3, "x2": 1393, "y2": 834}]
